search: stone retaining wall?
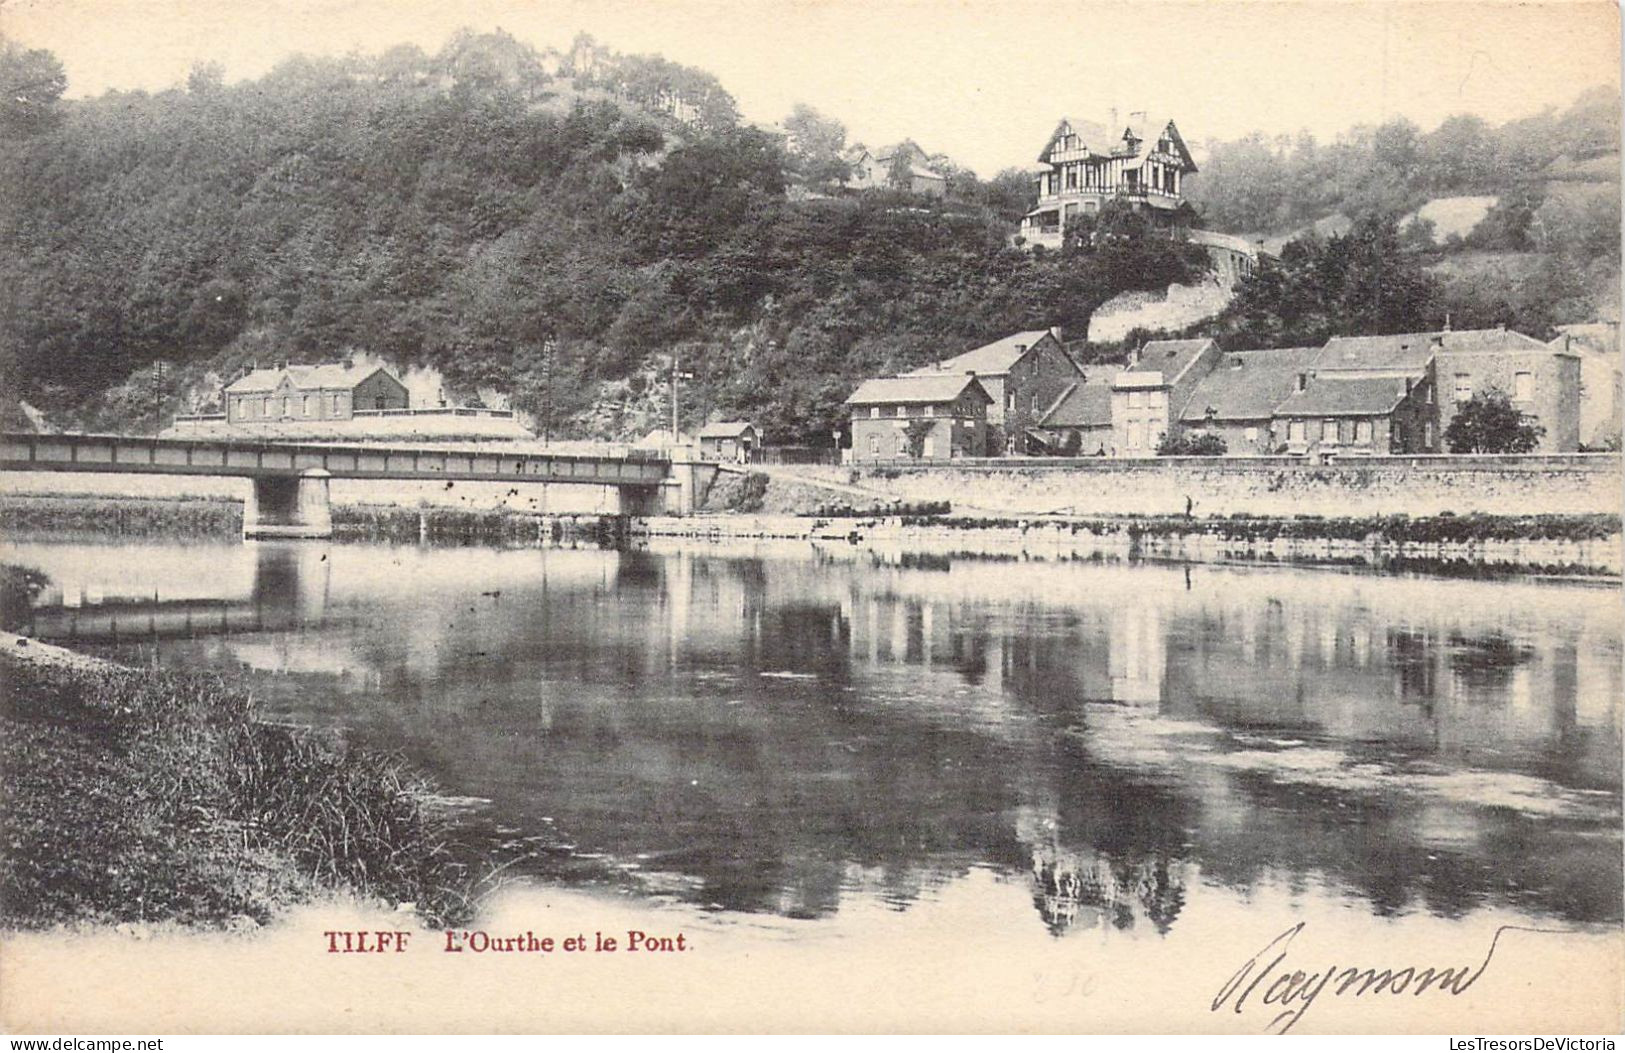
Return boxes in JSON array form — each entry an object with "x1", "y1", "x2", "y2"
[{"x1": 790, "y1": 454, "x2": 1622, "y2": 517}]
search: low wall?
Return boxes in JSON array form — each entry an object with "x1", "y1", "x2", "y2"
[{"x1": 791, "y1": 454, "x2": 1623, "y2": 518}]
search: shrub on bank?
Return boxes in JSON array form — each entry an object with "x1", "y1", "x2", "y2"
[{"x1": 0, "y1": 656, "x2": 478, "y2": 930}]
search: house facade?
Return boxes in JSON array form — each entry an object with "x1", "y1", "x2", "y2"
[
  {"x1": 1177, "y1": 347, "x2": 1322, "y2": 454},
  {"x1": 1036, "y1": 365, "x2": 1122, "y2": 454},
  {"x1": 1019, "y1": 113, "x2": 1198, "y2": 249},
  {"x1": 697, "y1": 421, "x2": 759, "y2": 462},
  {"x1": 843, "y1": 142, "x2": 948, "y2": 197},
  {"x1": 1271, "y1": 376, "x2": 1435, "y2": 455},
  {"x1": 1109, "y1": 338, "x2": 1219, "y2": 455},
  {"x1": 224, "y1": 363, "x2": 410, "y2": 425},
  {"x1": 1433, "y1": 328, "x2": 1581, "y2": 453},
  {"x1": 910, "y1": 330, "x2": 1082, "y2": 453},
  {"x1": 845, "y1": 374, "x2": 992, "y2": 463},
  {"x1": 1554, "y1": 322, "x2": 1623, "y2": 449}
]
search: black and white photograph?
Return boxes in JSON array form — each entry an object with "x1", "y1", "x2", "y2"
[{"x1": 0, "y1": 0, "x2": 1620, "y2": 1036}]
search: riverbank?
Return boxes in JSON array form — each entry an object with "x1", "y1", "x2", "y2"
[
  {"x1": 0, "y1": 629, "x2": 479, "y2": 931},
  {"x1": 635, "y1": 511, "x2": 1625, "y2": 578}
]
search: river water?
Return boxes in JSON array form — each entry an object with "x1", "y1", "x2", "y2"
[{"x1": 7, "y1": 536, "x2": 1621, "y2": 943}]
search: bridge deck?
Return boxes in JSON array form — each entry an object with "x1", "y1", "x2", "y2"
[{"x1": 1, "y1": 433, "x2": 671, "y2": 487}]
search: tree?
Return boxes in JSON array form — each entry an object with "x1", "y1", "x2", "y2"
[
  {"x1": 0, "y1": 38, "x2": 66, "y2": 136},
  {"x1": 1157, "y1": 432, "x2": 1227, "y2": 456},
  {"x1": 1445, "y1": 388, "x2": 1544, "y2": 453},
  {"x1": 782, "y1": 103, "x2": 849, "y2": 186},
  {"x1": 886, "y1": 149, "x2": 916, "y2": 192},
  {"x1": 903, "y1": 418, "x2": 934, "y2": 458}
]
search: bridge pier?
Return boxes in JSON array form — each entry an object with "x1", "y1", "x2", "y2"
[{"x1": 244, "y1": 469, "x2": 333, "y2": 540}]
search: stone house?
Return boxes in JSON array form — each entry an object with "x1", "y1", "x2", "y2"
[
  {"x1": 1109, "y1": 338, "x2": 1220, "y2": 455},
  {"x1": 910, "y1": 330, "x2": 1082, "y2": 454},
  {"x1": 1036, "y1": 365, "x2": 1123, "y2": 454},
  {"x1": 223, "y1": 362, "x2": 409, "y2": 425},
  {"x1": 1434, "y1": 327, "x2": 1581, "y2": 452},
  {"x1": 845, "y1": 374, "x2": 992, "y2": 463},
  {"x1": 1271, "y1": 376, "x2": 1435, "y2": 455},
  {"x1": 1177, "y1": 347, "x2": 1322, "y2": 454},
  {"x1": 1019, "y1": 112, "x2": 1198, "y2": 249}
]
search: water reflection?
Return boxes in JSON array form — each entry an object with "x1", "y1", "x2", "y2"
[{"x1": 8, "y1": 538, "x2": 1620, "y2": 935}]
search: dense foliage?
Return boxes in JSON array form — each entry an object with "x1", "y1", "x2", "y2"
[
  {"x1": 1444, "y1": 389, "x2": 1545, "y2": 454},
  {"x1": 1185, "y1": 90, "x2": 1620, "y2": 239},
  {"x1": 0, "y1": 30, "x2": 1207, "y2": 444},
  {"x1": 1156, "y1": 432, "x2": 1227, "y2": 456}
]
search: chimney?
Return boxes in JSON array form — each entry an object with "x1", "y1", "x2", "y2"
[
  {"x1": 1429, "y1": 334, "x2": 1444, "y2": 350},
  {"x1": 1443, "y1": 312, "x2": 1452, "y2": 333},
  {"x1": 1049, "y1": 325, "x2": 1064, "y2": 343},
  {"x1": 1014, "y1": 344, "x2": 1027, "y2": 354}
]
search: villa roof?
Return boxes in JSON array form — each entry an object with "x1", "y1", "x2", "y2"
[{"x1": 1179, "y1": 347, "x2": 1322, "y2": 422}]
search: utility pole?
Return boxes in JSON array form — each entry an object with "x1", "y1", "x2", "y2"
[
  {"x1": 542, "y1": 337, "x2": 555, "y2": 446},
  {"x1": 152, "y1": 359, "x2": 164, "y2": 436},
  {"x1": 670, "y1": 355, "x2": 693, "y2": 444}
]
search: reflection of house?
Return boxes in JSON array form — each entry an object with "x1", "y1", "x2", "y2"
[
  {"x1": 1109, "y1": 338, "x2": 1219, "y2": 455},
  {"x1": 844, "y1": 374, "x2": 991, "y2": 463},
  {"x1": 910, "y1": 330, "x2": 1082, "y2": 454},
  {"x1": 224, "y1": 362, "x2": 409, "y2": 425},
  {"x1": 1178, "y1": 347, "x2": 1320, "y2": 454},
  {"x1": 697, "y1": 421, "x2": 758, "y2": 462},
  {"x1": 1019, "y1": 112, "x2": 1198, "y2": 248},
  {"x1": 1553, "y1": 322, "x2": 1622, "y2": 449}
]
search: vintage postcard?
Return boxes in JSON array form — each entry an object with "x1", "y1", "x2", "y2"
[{"x1": 0, "y1": 0, "x2": 1621, "y2": 1036}]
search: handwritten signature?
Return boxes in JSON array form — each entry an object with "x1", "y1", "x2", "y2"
[{"x1": 1211, "y1": 921, "x2": 1568, "y2": 1034}]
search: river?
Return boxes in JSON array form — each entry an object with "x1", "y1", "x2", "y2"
[{"x1": 7, "y1": 535, "x2": 1621, "y2": 944}]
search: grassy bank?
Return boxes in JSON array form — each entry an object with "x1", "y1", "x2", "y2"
[
  {"x1": 0, "y1": 493, "x2": 242, "y2": 537},
  {"x1": 0, "y1": 635, "x2": 479, "y2": 931}
]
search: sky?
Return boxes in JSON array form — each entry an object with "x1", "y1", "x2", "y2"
[{"x1": 2, "y1": 0, "x2": 1619, "y2": 175}]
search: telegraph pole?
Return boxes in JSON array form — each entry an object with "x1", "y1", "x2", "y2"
[
  {"x1": 670, "y1": 355, "x2": 693, "y2": 444},
  {"x1": 542, "y1": 337, "x2": 555, "y2": 446},
  {"x1": 152, "y1": 359, "x2": 164, "y2": 435}
]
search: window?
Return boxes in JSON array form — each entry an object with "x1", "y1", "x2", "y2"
[
  {"x1": 896, "y1": 435, "x2": 907, "y2": 456},
  {"x1": 1355, "y1": 419, "x2": 1373, "y2": 444},
  {"x1": 1006, "y1": 391, "x2": 1015, "y2": 411},
  {"x1": 303, "y1": 395, "x2": 314, "y2": 416},
  {"x1": 869, "y1": 435, "x2": 879, "y2": 455},
  {"x1": 1084, "y1": 200, "x2": 1099, "y2": 214},
  {"x1": 1424, "y1": 422, "x2": 1435, "y2": 448},
  {"x1": 1128, "y1": 391, "x2": 1145, "y2": 409},
  {"x1": 1514, "y1": 371, "x2": 1534, "y2": 402},
  {"x1": 869, "y1": 406, "x2": 880, "y2": 419},
  {"x1": 1454, "y1": 373, "x2": 1472, "y2": 402},
  {"x1": 1324, "y1": 419, "x2": 1338, "y2": 442},
  {"x1": 923, "y1": 435, "x2": 936, "y2": 459},
  {"x1": 923, "y1": 404, "x2": 934, "y2": 418},
  {"x1": 1288, "y1": 420, "x2": 1306, "y2": 443},
  {"x1": 1065, "y1": 168, "x2": 1077, "y2": 190},
  {"x1": 375, "y1": 395, "x2": 387, "y2": 410},
  {"x1": 1244, "y1": 427, "x2": 1258, "y2": 444},
  {"x1": 280, "y1": 396, "x2": 291, "y2": 417}
]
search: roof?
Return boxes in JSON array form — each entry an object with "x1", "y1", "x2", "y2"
[
  {"x1": 910, "y1": 330, "x2": 1063, "y2": 378},
  {"x1": 697, "y1": 421, "x2": 756, "y2": 438},
  {"x1": 1039, "y1": 380, "x2": 1114, "y2": 429},
  {"x1": 634, "y1": 428, "x2": 695, "y2": 448},
  {"x1": 1436, "y1": 327, "x2": 1563, "y2": 354},
  {"x1": 845, "y1": 374, "x2": 992, "y2": 406},
  {"x1": 225, "y1": 363, "x2": 397, "y2": 394},
  {"x1": 1178, "y1": 347, "x2": 1323, "y2": 422},
  {"x1": 1038, "y1": 117, "x2": 1111, "y2": 163},
  {"x1": 1316, "y1": 333, "x2": 1439, "y2": 374},
  {"x1": 1553, "y1": 323, "x2": 1621, "y2": 357},
  {"x1": 1274, "y1": 376, "x2": 1411, "y2": 417},
  {"x1": 1126, "y1": 339, "x2": 1215, "y2": 386}
]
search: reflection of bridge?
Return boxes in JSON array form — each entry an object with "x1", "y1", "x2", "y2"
[{"x1": 2, "y1": 432, "x2": 716, "y2": 537}]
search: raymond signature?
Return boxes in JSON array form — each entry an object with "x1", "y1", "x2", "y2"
[{"x1": 1211, "y1": 921, "x2": 1570, "y2": 1034}]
